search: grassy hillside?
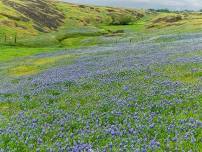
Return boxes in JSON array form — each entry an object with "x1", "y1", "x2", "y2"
[
  {"x1": 0, "y1": 0, "x2": 64, "y2": 36},
  {"x1": 2, "y1": 0, "x2": 202, "y2": 48},
  {"x1": 1, "y1": 0, "x2": 202, "y2": 61},
  {"x1": 1, "y1": 0, "x2": 202, "y2": 47},
  {"x1": 147, "y1": 12, "x2": 202, "y2": 33},
  {"x1": 0, "y1": 0, "x2": 146, "y2": 47}
]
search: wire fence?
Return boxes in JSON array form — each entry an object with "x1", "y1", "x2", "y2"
[{"x1": 0, "y1": 33, "x2": 17, "y2": 45}]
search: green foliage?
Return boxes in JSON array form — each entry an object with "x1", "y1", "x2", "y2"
[
  {"x1": 148, "y1": 8, "x2": 171, "y2": 13},
  {"x1": 110, "y1": 14, "x2": 135, "y2": 25}
]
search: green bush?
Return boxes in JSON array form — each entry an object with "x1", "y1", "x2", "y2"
[
  {"x1": 110, "y1": 14, "x2": 135, "y2": 25},
  {"x1": 148, "y1": 9, "x2": 171, "y2": 13}
]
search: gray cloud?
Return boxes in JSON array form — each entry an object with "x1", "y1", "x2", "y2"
[{"x1": 62, "y1": 0, "x2": 202, "y2": 10}]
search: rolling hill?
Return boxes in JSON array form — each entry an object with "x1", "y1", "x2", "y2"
[
  {"x1": 0, "y1": 0, "x2": 144, "y2": 38},
  {"x1": 2, "y1": 0, "x2": 202, "y2": 48},
  {"x1": 0, "y1": 0, "x2": 64, "y2": 36},
  {"x1": 1, "y1": 0, "x2": 202, "y2": 48}
]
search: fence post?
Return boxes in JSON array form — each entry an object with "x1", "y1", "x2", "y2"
[
  {"x1": 4, "y1": 34, "x2": 7, "y2": 43},
  {"x1": 14, "y1": 34, "x2": 17, "y2": 44}
]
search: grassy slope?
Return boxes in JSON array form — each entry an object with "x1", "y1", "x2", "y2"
[
  {"x1": 1, "y1": 1, "x2": 202, "y2": 42},
  {"x1": 1, "y1": 1, "x2": 202, "y2": 63},
  {"x1": 0, "y1": 0, "x2": 145, "y2": 46},
  {"x1": 0, "y1": 0, "x2": 146, "y2": 63}
]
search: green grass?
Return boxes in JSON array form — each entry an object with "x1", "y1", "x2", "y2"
[
  {"x1": 1, "y1": 0, "x2": 202, "y2": 53},
  {"x1": 0, "y1": 47, "x2": 61, "y2": 62},
  {"x1": 154, "y1": 49, "x2": 202, "y2": 84},
  {"x1": 162, "y1": 63, "x2": 202, "y2": 83},
  {"x1": 9, "y1": 54, "x2": 78, "y2": 77}
]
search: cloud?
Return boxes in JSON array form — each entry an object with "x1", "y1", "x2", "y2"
[{"x1": 62, "y1": 0, "x2": 202, "y2": 10}]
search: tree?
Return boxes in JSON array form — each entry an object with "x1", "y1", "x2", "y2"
[{"x1": 110, "y1": 14, "x2": 134, "y2": 25}]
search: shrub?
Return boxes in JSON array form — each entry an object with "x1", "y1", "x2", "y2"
[
  {"x1": 148, "y1": 9, "x2": 171, "y2": 13},
  {"x1": 155, "y1": 9, "x2": 170, "y2": 13},
  {"x1": 110, "y1": 14, "x2": 134, "y2": 25}
]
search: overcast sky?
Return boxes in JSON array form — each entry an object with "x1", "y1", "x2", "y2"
[{"x1": 62, "y1": 0, "x2": 202, "y2": 10}]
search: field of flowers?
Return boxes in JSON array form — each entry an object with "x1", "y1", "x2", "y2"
[{"x1": 0, "y1": 33, "x2": 202, "y2": 151}]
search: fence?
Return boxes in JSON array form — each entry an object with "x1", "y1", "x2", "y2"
[{"x1": 0, "y1": 33, "x2": 17, "y2": 45}]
